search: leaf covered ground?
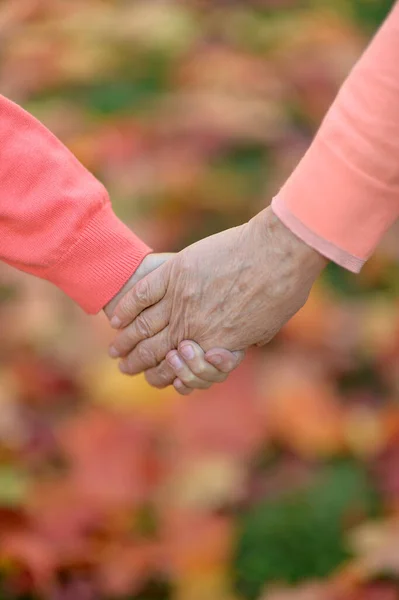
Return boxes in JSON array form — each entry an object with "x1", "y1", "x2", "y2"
[{"x1": 0, "y1": 1, "x2": 398, "y2": 599}]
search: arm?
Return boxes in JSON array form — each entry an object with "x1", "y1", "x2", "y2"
[
  {"x1": 0, "y1": 95, "x2": 240, "y2": 390},
  {"x1": 156, "y1": 4, "x2": 399, "y2": 391},
  {"x1": 272, "y1": 2, "x2": 399, "y2": 270},
  {"x1": 0, "y1": 94, "x2": 151, "y2": 313},
  {"x1": 108, "y1": 4, "x2": 399, "y2": 378}
]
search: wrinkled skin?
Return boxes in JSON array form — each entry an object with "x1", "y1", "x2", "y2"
[
  {"x1": 104, "y1": 252, "x2": 243, "y2": 394},
  {"x1": 109, "y1": 208, "x2": 326, "y2": 387}
]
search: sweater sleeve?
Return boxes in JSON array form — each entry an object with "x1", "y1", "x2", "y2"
[
  {"x1": 271, "y1": 2, "x2": 399, "y2": 272},
  {"x1": 0, "y1": 95, "x2": 151, "y2": 313}
]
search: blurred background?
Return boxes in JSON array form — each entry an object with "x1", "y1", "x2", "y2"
[{"x1": 0, "y1": 1, "x2": 398, "y2": 598}]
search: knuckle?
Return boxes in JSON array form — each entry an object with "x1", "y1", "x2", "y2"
[
  {"x1": 137, "y1": 343, "x2": 157, "y2": 368},
  {"x1": 135, "y1": 314, "x2": 151, "y2": 339},
  {"x1": 120, "y1": 293, "x2": 136, "y2": 315},
  {"x1": 134, "y1": 279, "x2": 149, "y2": 305}
]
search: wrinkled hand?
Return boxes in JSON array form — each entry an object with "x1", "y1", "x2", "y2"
[
  {"x1": 104, "y1": 253, "x2": 243, "y2": 394},
  {"x1": 109, "y1": 208, "x2": 327, "y2": 382}
]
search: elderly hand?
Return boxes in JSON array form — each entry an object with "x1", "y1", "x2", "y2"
[
  {"x1": 104, "y1": 252, "x2": 243, "y2": 394},
  {"x1": 108, "y1": 208, "x2": 327, "y2": 382}
]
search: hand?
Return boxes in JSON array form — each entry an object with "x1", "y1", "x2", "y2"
[
  {"x1": 104, "y1": 253, "x2": 243, "y2": 394},
  {"x1": 165, "y1": 340, "x2": 245, "y2": 395},
  {"x1": 103, "y1": 253, "x2": 173, "y2": 318},
  {"x1": 109, "y1": 208, "x2": 327, "y2": 376}
]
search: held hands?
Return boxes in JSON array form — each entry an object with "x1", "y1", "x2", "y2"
[
  {"x1": 104, "y1": 252, "x2": 243, "y2": 395},
  {"x1": 108, "y1": 209, "x2": 327, "y2": 389}
]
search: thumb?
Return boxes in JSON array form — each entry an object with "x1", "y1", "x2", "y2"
[
  {"x1": 104, "y1": 253, "x2": 174, "y2": 319},
  {"x1": 110, "y1": 262, "x2": 169, "y2": 329},
  {"x1": 132, "y1": 253, "x2": 175, "y2": 284}
]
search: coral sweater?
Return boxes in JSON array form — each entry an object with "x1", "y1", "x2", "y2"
[
  {"x1": 0, "y1": 96, "x2": 151, "y2": 314},
  {"x1": 272, "y1": 2, "x2": 399, "y2": 272}
]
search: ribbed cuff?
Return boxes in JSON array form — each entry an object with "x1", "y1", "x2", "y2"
[
  {"x1": 271, "y1": 195, "x2": 365, "y2": 273},
  {"x1": 45, "y1": 204, "x2": 152, "y2": 314}
]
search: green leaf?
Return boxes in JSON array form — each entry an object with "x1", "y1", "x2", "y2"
[
  {"x1": 321, "y1": 261, "x2": 399, "y2": 299},
  {"x1": 234, "y1": 460, "x2": 379, "y2": 600},
  {"x1": 76, "y1": 78, "x2": 161, "y2": 115},
  {"x1": 349, "y1": 0, "x2": 395, "y2": 30}
]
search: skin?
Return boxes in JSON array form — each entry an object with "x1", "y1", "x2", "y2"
[
  {"x1": 108, "y1": 208, "x2": 327, "y2": 389},
  {"x1": 103, "y1": 253, "x2": 243, "y2": 394}
]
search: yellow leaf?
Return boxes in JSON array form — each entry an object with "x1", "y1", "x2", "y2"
[{"x1": 85, "y1": 359, "x2": 178, "y2": 418}]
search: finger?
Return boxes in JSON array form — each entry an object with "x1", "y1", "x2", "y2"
[
  {"x1": 145, "y1": 351, "x2": 214, "y2": 391},
  {"x1": 144, "y1": 346, "x2": 221, "y2": 390},
  {"x1": 174, "y1": 378, "x2": 193, "y2": 396},
  {"x1": 175, "y1": 342, "x2": 228, "y2": 383},
  {"x1": 110, "y1": 267, "x2": 168, "y2": 329},
  {"x1": 109, "y1": 302, "x2": 168, "y2": 358},
  {"x1": 145, "y1": 360, "x2": 175, "y2": 389},
  {"x1": 165, "y1": 350, "x2": 213, "y2": 390},
  {"x1": 205, "y1": 348, "x2": 245, "y2": 373},
  {"x1": 143, "y1": 344, "x2": 243, "y2": 390},
  {"x1": 144, "y1": 360, "x2": 201, "y2": 395},
  {"x1": 119, "y1": 327, "x2": 171, "y2": 375}
]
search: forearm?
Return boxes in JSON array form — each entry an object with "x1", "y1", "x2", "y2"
[
  {"x1": 272, "y1": 2, "x2": 399, "y2": 271},
  {"x1": 0, "y1": 95, "x2": 151, "y2": 313}
]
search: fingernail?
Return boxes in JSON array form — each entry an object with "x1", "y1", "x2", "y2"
[
  {"x1": 174, "y1": 379, "x2": 183, "y2": 389},
  {"x1": 180, "y1": 344, "x2": 195, "y2": 360},
  {"x1": 110, "y1": 316, "x2": 122, "y2": 329},
  {"x1": 109, "y1": 346, "x2": 120, "y2": 358},
  {"x1": 209, "y1": 354, "x2": 222, "y2": 366},
  {"x1": 168, "y1": 353, "x2": 183, "y2": 370}
]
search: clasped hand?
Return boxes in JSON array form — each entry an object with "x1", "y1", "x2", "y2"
[{"x1": 107, "y1": 208, "x2": 326, "y2": 394}]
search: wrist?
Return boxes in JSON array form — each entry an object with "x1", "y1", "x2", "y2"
[{"x1": 251, "y1": 206, "x2": 328, "y2": 279}]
